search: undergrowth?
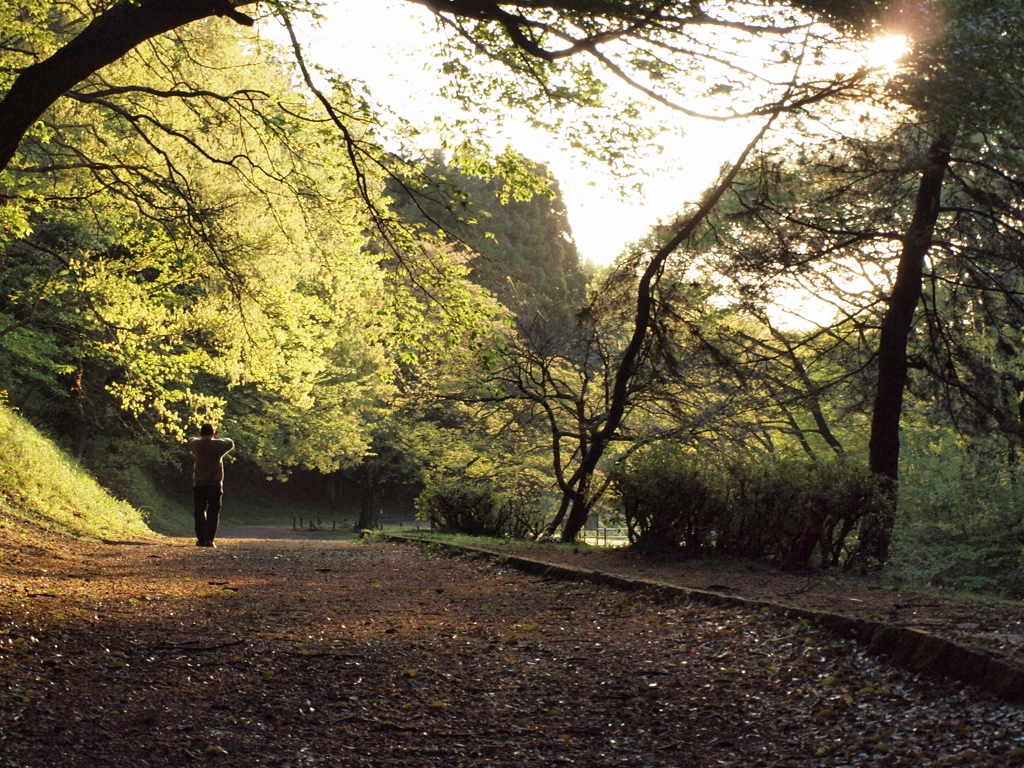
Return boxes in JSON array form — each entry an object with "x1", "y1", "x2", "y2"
[{"x1": 380, "y1": 528, "x2": 603, "y2": 555}]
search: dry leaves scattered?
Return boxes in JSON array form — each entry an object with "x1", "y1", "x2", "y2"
[
  {"x1": 471, "y1": 541, "x2": 1024, "y2": 665},
  {"x1": 0, "y1": 535, "x2": 1022, "y2": 767}
]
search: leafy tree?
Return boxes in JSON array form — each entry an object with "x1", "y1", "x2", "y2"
[
  {"x1": 856, "y1": 1, "x2": 1024, "y2": 560},
  {"x1": 688, "y1": 0, "x2": 1024, "y2": 561},
  {"x1": 0, "y1": 0, "x2": 885, "y2": 188},
  {"x1": 15, "y1": 0, "x2": 1008, "y2": 561},
  {"x1": 552, "y1": 120, "x2": 780, "y2": 541},
  {"x1": 0, "y1": 0, "x2": 266, "y2": 173},
  {"x1": 0, "y1": 18, "x2": 401, "y2": 478},
  {"x1": 386, "y1": 154, "x2": 588, "y2": 317},
  {"x1": 401, "y1": 1, "x2": 893, "y2": 544},
  {"x1": 441, "y1": 140, "x2": 831, "y2": 542}
]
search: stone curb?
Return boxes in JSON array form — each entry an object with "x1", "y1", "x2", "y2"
[{"x1": 384, "y1": 534, "x2": 1024, "y2": 704}]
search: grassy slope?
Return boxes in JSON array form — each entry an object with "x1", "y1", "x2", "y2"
[
  {"x1": 0, "y1": 407, "x2": 154, "y2": 544},
  {"x1": 0, "y1": 406, "x2": 359, "y2": 543}
]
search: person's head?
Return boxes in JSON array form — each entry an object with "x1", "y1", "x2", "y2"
[{"x1": 199, "y1": 423, "x2": 215, "y2": 437}]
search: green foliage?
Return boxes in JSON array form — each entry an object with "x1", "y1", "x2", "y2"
[
  {"x1": 386, "y1": 153, "x2": 587, "y2": 317},
  {"x1": 611, "y1": 444, "x2": 885, "y2": 567},
  {"x1": 6, "y1": 0, "x2": 1024, "y2": 599},
  {"x1": 891, "y1": 0, "x2": 1024, "y2": 133},
  {"x1": 415, "y1": 478, "x2": 544, "y2": 539},
  {"x1": 718, "y1": 456, "x2": 886, "y2": 568},
  {"x1": 895, "y1": 505, "x2": 1024, "y2": 599},
  {"x1": 610, "y1": 444, "x2": 717, "y2": 555},
  {"x1": 893, "y1": 431, "x2": 1024, "y2": 598},
  {"x1": 1, "y1": 17, "x2": 432, "y2": 479},
  {"x1": 0, "y1": 406, "x2": 151, "y2": 541}
]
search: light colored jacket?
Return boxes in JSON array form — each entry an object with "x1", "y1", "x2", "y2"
[{"x1": 188, "y1": 436, "x2": 234, "y2": 488}]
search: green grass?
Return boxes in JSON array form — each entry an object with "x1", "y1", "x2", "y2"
[
  {"x1": 376, "y1": 528, "x2": 604, "y2": 554},
  {"x1": 0, "y1": 406, "x2": 152, "y2": 542},
  {"x1": 222, "y1": 498, "x2": 360, "y2": 541},
  {"x1": 141, "y1": 479, "x2": 360, "y2": 539},
  {"x1": 221, "y1": 497, "x2": 353, "y2": 529},
  {"x1": 114, "y1": 465, "x2": 191, "y2": 536}
]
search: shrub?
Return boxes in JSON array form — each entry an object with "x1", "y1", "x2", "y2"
[
  {"x1": 499, "y1": 493, "x2": 548, "y2": 540},
  {"x1": 612, "y1": 444, "x2": 718, "y2": 555},
  {"x1": 610, "y1": 445, "x2": 885, "y2": 568},
  {"x1": 894, "y1": 517, "x2": 1024, "y2": 597},
  {"x1": 894, "y1": 464, "x2": 1024, "y2": 598},
  {"x1": 715, "y1": 458, "x2": 810, "y2": 562},
  {"x1": 415, "y1": 479, "x2": 544, "y2": 539}
]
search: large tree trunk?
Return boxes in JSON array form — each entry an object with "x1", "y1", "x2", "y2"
[
  {"x1": 0, "y1": 0, "x2": 254, "y2": 172},
  {"x1": 354, "y1": 465, "x2": 382, "y2": 532},
  {"x1": 862, "y1": 133, "x2": 953, "y2": 563},
  {"x1": 544, "y1": 486, "x2": 575, "y2": 537}
]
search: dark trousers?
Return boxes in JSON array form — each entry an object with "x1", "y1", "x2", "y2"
[{"x1": 193, "y1": 484, "x2": 223, "y2": 545}]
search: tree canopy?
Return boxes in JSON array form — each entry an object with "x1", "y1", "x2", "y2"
[
  {"x1": 386, "y1": 154, "x2": 588, "y2": 316},
  {"x1": 0, "y1": 13, "x2": 497, "y2": 483}
]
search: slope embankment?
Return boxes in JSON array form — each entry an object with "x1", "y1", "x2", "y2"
[{"x1": 0, "y1": 407, "x2": 154, "y2": 548}]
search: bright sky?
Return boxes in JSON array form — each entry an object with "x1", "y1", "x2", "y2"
[{"x1": 284, "y1": 0, "x2": 753, "y2": 266}]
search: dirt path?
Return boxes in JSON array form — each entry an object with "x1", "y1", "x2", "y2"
[
  {"x1": 1, "y1": 532, "x2": 1022, "y2": 767},
  {"x1": 462, "y1": 539, "x2": 1024, "y2": 667},
  {"x1": 217, "y1": 524, "x2": 347, "y2": 540}
]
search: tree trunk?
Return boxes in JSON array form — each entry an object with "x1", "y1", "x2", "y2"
[
  {"x1": 354, "y1": 466, "x2": 381, "y2": 532},
  {"x1": 862, "y1": 132, "x2": 953, "y2": 563},
  {"x1": 355, "y1": 495, "x2": 379, "y2": 532},
  {"x1": 73, "y1": 423, "x2": 91, "y2": 462},
  {"x1": 544, "y1": 487, "x2": 575, "y2": 537},
  {"x1": 0, "y1": 0, "x2": 254, "y2": 172},
  {"x1": 560, "y1": 465, "x2": 594, "y2": 541},
  {"x1": 557, "y1": 118, "x2": 779, "y2": 543}
]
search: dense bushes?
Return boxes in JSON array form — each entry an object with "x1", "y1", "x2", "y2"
[
  {"x1": 610, "y1": 444, "x2": 886, "y2": 568},
  {"x1": 894, "y1": 453, "x2": 1024, "y2": 598},
  {"x1": 895, "y1": 512, "x2": 1024, "y2": 598},
  {"x1": 415, "y1": 479, "x2": 545, "y2": 539}
]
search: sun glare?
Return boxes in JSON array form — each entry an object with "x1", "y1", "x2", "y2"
[{"x1": 866, "y1": 34, "x2": 910, "y2": 70}]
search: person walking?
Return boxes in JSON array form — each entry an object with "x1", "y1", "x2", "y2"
[{"x1": 188, "y1": 423, "x2": 234, "y2": 548}]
